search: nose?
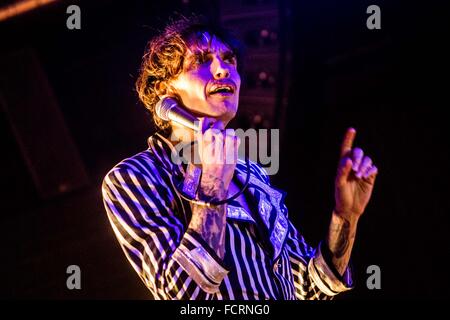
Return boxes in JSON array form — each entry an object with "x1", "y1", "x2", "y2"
[{"x1": 212, "y1": 56, "x2": 230, "y2": 79}]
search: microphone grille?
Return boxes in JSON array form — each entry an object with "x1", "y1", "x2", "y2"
[{"x1": 155, "y1": 97, "x2": 177, "y2": 121}]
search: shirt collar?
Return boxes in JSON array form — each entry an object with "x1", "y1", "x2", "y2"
[{"x1": 147, "y1": 132, "x2": 186, "y2": 177}]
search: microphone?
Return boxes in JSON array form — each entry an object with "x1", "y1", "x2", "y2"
[{"x1": 155, "y1": 97, "x2": 200, "y2": 132}]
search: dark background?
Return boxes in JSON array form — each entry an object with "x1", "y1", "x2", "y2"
[{"x1": 1, "y1": 0, "x2": 448, "y2": 299}]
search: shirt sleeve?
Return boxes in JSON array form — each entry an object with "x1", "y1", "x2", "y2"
[
  {"x1": 285, "y1": 219, "x2": 353, "y2": 300},
  {"x1": 101, "y1": 165, "x2": 230, "y2": 300}
]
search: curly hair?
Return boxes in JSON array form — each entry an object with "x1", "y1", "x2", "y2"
[{"x1": 135, "y1": 15, "x2": 242, "y2": 134}]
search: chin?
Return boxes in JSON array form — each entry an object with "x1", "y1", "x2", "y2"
[
  {"x1": 220, "y1": 99, "x2": 238, "y2": 112},
  {"x1": 217, "y1": 106, "x2": 238, "y2": 121}
]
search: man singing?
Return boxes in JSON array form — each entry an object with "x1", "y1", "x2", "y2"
[{"x1": 101, "y1": 16, "x2": 378, "y2": 300}]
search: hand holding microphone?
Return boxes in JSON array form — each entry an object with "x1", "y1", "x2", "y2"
[
  {"x1": 196, "y1": 118, "x2": 240, "y2": 197},
  {"x1": 156, "y1": 96, "x2": 240, "y2": 199}
]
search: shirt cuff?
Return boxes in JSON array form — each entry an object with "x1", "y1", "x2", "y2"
[
  {"x1": 307, "y1": 241, "x2": 354, "y2": 296},
  {"x1": 172, "y1": 228, "x2": 230, "y2": 294}
]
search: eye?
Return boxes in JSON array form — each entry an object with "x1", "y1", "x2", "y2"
[
  {"x1": 194, "y1": 55, "x2": 204, "y2": 65},
  {"x1": 193, "y1": 53, "x2": 211, "y2": 65},
  {"x1": 223, "y1": 54, "x2": 237, "y2": 65}
]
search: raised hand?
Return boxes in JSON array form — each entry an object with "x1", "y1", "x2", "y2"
[{"x1": 334, "y1": 128, "x2": 378, "y2": 220}]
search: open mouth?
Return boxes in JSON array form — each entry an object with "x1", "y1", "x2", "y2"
[{"x1": 208, "y1": 84, "x2": 235, "y2": 95}]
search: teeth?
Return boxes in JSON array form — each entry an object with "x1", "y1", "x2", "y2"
[{"x1": 210, "y1": 85, "x2": 233, "y2": 94}]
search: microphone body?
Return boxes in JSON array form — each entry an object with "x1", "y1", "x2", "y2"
[{"x1": 155, "y1": 97, "x2": 200, "y2": 132}]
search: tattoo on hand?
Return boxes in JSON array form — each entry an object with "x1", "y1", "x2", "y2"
[
  {"x1": 327, "y1": 215, "x2": 356, "y2": 275},
  {"x1": 198, "y1": 173, "x2": 226, "y2": 199},
  {"x1": 191, "y1": 205, "x2": 226, "y2": 258},
  {"x1": 331, "y1": 218, "x2": 351, "y2": 258},
  {"x1": 189, "y1": 173, "x2": 227, "y2": 259}
]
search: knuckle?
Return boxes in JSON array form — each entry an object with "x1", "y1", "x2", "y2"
[
  {"x1": 225, "y1": 128, "x2": 235, "y2": 136},
  {"x1": 353, "y1": 147, "x2": 363, "y2": 156},
  {"x1": 210, "y1": 128, "x2": 222, "y2": 136},
  {"x1": 225, "y1": 133, "x2": 235, "y2": 143},
  {"x1": 203, "y1": 131, "x2": 213, "y2": 142}
]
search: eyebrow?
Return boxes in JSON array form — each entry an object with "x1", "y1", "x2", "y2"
[
  {"x1": 184, "y1": 48, "x2": 237, "y2": 69},
  {"x1": 189, "y1": 49, "x2": 236, "y2": 59}
]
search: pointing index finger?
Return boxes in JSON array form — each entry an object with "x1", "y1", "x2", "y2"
[{"x1": 340, "y1": 127, "x2": 356, "y2": 157}]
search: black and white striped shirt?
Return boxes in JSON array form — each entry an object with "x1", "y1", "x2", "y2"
[{"x1": 101, "y1": 133, "x2": 353, "y2": 300}]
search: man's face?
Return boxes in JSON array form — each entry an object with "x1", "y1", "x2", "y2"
[{"x1": 167, "y1": 32, "x2": 241, "y2": 127}]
